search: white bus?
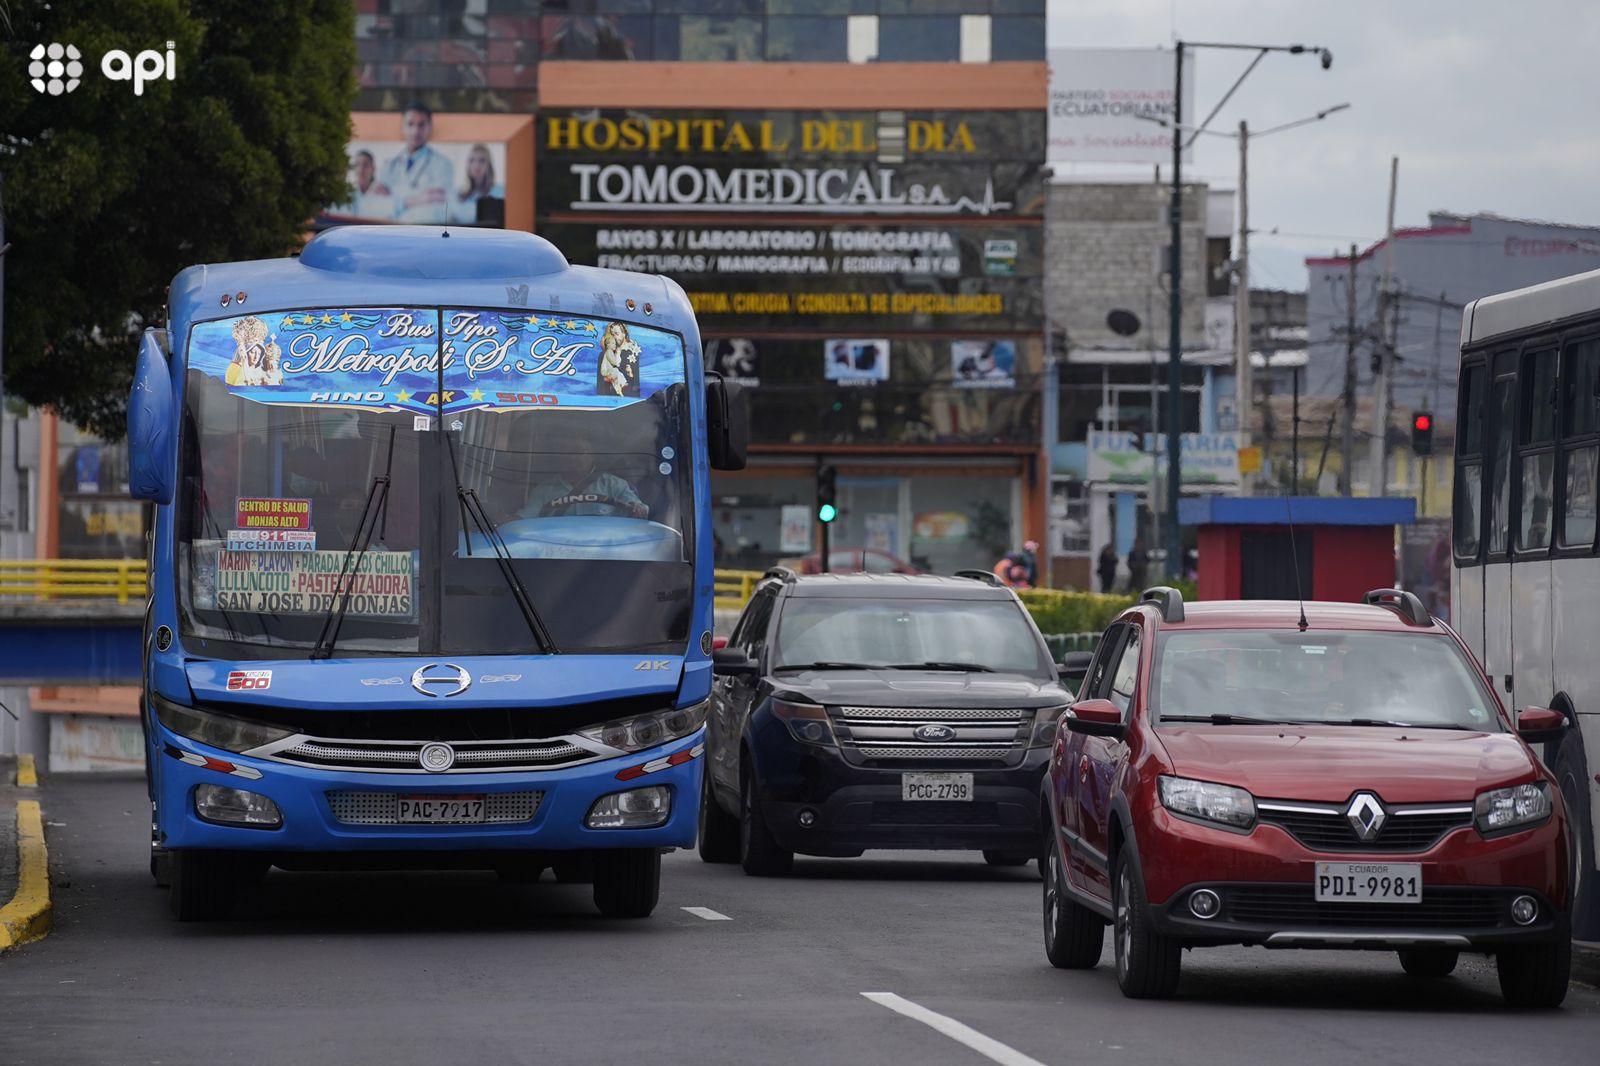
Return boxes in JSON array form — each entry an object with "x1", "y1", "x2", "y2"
[{"x1": 1454, "y1": 266, "x2": 1600, "y2": 945}]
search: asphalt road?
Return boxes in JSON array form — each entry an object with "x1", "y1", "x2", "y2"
[{"x1": 3, "y1": 774, "x2": 1599, "y2": 1066}]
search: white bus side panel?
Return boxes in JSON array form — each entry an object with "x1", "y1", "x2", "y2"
[
  {"x1": 1482, "y1": 561, "x2": 1513, "y2": 706},
  {"x1": 1552, "y1": 554, "x2": 1600, "y2": 865},
  {"x1": 1511, "y1": 556, "x2": 1554, "y2": 712},
  {"x1": 1453, "y1": 565, "x2": 1485, "y2": 670}
]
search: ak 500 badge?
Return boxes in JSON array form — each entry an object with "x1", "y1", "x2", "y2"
[{"x1": 226, "y1": 670, "x2": 272, "y2": 692}]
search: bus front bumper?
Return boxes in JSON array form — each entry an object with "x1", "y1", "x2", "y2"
[{"x1": 153, "y1": 727, "x2": 703, "y2": 853}]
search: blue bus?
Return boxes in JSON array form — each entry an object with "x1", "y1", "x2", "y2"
[{"x1": 127, "y1": 226, "x2": 747, "y2": 920}]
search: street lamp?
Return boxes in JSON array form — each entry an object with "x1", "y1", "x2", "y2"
[
  {"x1": 1160, "y1": 40, "x2": 1332, "y2": 575},
  {"x1": 1142, "y1": 102, "x2": 1349, "y2": 495}
]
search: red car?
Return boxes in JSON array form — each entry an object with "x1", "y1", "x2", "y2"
[{"x1": 1042, "y1": 586, "x2": 1573, "y2": 1006}]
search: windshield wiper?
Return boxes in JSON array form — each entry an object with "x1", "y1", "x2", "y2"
[
  {"x1": 773, "y1": 661, "x2": 878, "y2": 672},
  {"x1": 886, "y1": 661, "x2": 997, "y2": 673},
  {"x1": 446, "y1": 435, "x2": 556, "y2": 655},
  {"x1": 1161, "y1": 713, "x2": 1295, "y2": 725},
  {"x1": 310, "y1": 427, "x2": 395, "y2": 661},
  {"x1": 1337, "y1": 718, "x2": 1471, "y2": 730}
]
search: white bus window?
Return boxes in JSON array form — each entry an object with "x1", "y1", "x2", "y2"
[
  {"x1": 1455, "y1": 466, "x2": 1482, "y2": 556},
  {"x1": 1563, "y1": 447, "x2": 1598, "y2": 548},
  {"x1": 1517, "y1": 349, "x2": 1558, "y2": 551},
  {"x1": 1560, "y1": 338, "x2": 1600, "y2": 549},
  {"x1": 1487, "y1": 376, "x2": 1516, "y2": 554},
  {"x1": 1519, "y1": 453, "x2": 1555, "y2": 549}
]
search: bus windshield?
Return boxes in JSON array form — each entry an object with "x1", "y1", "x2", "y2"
[{"x1": 176, "y1": 306, "x2": 694, "y2": 658}]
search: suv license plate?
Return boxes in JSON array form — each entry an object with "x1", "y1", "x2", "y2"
[
  {"x1": 902, "y1": 773, "x2": 973, "y2": 802},
  {"x1": 1315, "y1": 861, "x2": 1422, "y2": 903},
  {"x1": 397, "y1": 795, "x2": 486, "y2": 824}
]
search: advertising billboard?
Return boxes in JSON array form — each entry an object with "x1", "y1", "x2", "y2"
[{"x1": 1047, "y1": 48, "x2": 1194, "y2": 165}]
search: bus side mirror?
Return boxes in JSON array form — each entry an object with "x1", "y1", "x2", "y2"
[
  {"x1": 706, "y1": 375, "x2": 748, "y2": 471},
  {"x1": 128, "y1": 330, "x2": 175, "y2": 504}
]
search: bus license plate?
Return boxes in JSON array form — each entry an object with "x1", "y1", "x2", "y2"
[
  {"x1": 902, "y1": 773, "x2": 973, "y2": 802},
  {"x1": 1315, "y1": 862, "x2": 1422, "y2": 903},
  {"x1": 397, "y1": 795, "x2": 486, "y2": 824}
]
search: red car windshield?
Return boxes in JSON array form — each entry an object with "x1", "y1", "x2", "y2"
[{"x1": 1151, "y1": 630, "x2": 1502, "y2": 731}]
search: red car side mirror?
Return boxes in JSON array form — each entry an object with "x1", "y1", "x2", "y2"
[
  {"x1": 712, "y1": 635, "x2": 729, "y2": 651},
  {"x1": 1516, "y1": 707, "x2": 1566, "y2": 743},
  {"x1": 1066, "y1": 698, "x2": 1126, "y2": 739}
]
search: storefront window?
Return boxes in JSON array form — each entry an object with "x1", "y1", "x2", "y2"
[
  {"x1": 909, "y1": 474, "x2": 1015, "y2": 574},
  {"x1": 56, "y1": 425, "x2": 146, "y2": 560},
  {"x1": 711, "y1": 476, "x2": 814, "y2": 571}
]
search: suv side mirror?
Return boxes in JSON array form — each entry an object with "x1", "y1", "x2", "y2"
[
  {"x1": 1516, "y1": 706, "x2": 1566, "y2": 743},
  {"x1": 706, "y1": 375, "x2": 749, "y2": 471},
  {"x1": 1058, "y1": 651, "x2": 1094, "y2": 693},
  {"x1": 1065, "y1": 698, "x2": 1125, "y2": 739},
  {"x1": 128, "y1": 329, "x2": 175, "y2": 503},
  {"x1": 712, "y1": 647, "x2": 757, "y2": 677}
]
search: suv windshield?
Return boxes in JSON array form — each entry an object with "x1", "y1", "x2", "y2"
[
  {"x1": 176, "y1": 306, "x2": 693, "y2": 658},
  {"x1": 1152, "y1": 630, "x2": 1502, "y2": 731},
  {"x1": 772, "y1": 597, "x2": 1052, "y2": 677}
]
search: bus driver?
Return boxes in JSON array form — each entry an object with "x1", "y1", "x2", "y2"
[{"x1": 517, "y1": 442, "x2": 648, "y2": 521}]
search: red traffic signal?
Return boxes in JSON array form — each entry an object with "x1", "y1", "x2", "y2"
[
  {"x1": 1411, "y1": 411, "x2": 1434, "y2": 456},
  {"x1": 1412, "y1": 413, "x2": 1432, "y2": 432}
]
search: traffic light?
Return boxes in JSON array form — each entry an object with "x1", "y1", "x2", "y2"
[
  {"x1": 817, "y1": 465, "x2": 837, "y2": 523},
  {"x1": 1411, "y1": 411, "x2": 1433, "y2": 456}
]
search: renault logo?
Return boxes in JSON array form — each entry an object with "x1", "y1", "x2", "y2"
[
  {"x1": 411, "y1": 662, "x2": 472, "y2": 698},
  {"x1": 913, "y1": 723, "x2": 957, "y2": 742},
  {"x1": 1346, "y1": 792, "x2": 1388, "y2": 842}
]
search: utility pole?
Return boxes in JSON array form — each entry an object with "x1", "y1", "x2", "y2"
[
  {"x1": 1339, "y1": 243, "x2": 1358, "y2": 495},
  {"x1": 1234, "y1": 119, "x2": 1252, "y2": 495},
  {"x1": 1164, "y1": 42, "x2": 1185, "y2": 577},
  {"x1": 1368, "y1": 156, "x2": 1399, "y2": 497}
]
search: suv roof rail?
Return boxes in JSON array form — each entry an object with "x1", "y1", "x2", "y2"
[
  {"x1": 1139, "y1": 585, "x2": 1185, "y2": 624},
  {"x1": 953, "y1": 569, "x2": 1004, "y2": 587},
  {"x1": 761, "y1": 566, "x2": 798, "y2": 584},
  {"x1": 1363, "y1": 588, "x2": 1430, "y2": 626}
]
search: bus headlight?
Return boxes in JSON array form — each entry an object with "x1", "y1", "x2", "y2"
[
  {"x1": 152, "y1": 695, "x2": 294, "y2": 754},
  {"x1": 579, "y1": 700, "x2": 707, "y2": 754},
  {"x1": 1474, "y1": 781, "x2": 1551, "y2": 836}
]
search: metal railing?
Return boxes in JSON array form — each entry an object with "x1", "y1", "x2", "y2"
[
  {"x1": 0, "y1": 560, "x2": 150, "y2": 604},
  {"x1": 713, "y1": 569, "x2": 763, "y2": 608}
]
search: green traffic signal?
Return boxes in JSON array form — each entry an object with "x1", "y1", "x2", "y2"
[{"x1": 818, "y1": 503, "x2": 838, "y2": 523}]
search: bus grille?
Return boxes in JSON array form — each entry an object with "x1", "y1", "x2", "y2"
[{"x1": 257, "y1": 736, "x2": 595, "y2": 774}]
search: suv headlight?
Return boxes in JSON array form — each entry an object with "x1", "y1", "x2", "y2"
[
  {"x1": 1158, "y1": 775, "x2": 1256, "y2": 829},
  {"x1": 770, "y1": 699, "x2": 835, "y2": 746},
  {"x1": 1028, "y1": 705, "x2": 1071, "y2": 748},
  {"x1": 152, "y1": 695, "x2": 295, "y2": 754},
  {"x1": 579, "y1": 699, "x2": 708, "y2": 754},
  {"x1": 1475, "y1": 780, "x2": 1551, "y2": 836}
]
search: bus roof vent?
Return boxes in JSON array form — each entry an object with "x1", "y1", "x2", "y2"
[
  {"x1": 1362, "y1": 588, "x2": 1430, "y2": 626},
  {"x1": 300, "y1": 225, "x2": 569, "y2": 280}
]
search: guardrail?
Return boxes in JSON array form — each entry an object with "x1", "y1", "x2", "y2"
[{"x1": 0, "y1": 560, "x2": 150, "y2": 604}]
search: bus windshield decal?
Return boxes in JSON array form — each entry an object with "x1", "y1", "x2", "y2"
[{"x1": 188, "y1": 308, "x2": 684, "y2": 416}]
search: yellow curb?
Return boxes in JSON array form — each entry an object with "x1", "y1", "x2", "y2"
[
  {"x1": 0, "y1": 800, "x2": 52, "y2": 950},
  {"x1": 16, "y1": 753, "x2": 37, "y2": 788}
]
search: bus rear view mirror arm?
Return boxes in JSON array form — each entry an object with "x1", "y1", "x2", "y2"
[
  {"x1": 1516, "y1": 706, "x2": 1566, "y2": 743},
  {"x1": 128, "y1": 329, "x2": 176, "y2": 503}
]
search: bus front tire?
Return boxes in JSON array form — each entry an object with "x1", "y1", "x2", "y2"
[
  {"x1": 1553, "y1": 726, "x2": 1599, "y2": 941},
  {"x1": 591, "y1": 848, "x2": 661, "y2": 918},
  {"x1": 167, "y1": 850, "x2": 260, "y2": 921}
]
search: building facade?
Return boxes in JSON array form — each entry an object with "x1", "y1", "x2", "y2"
[
  {"x1": 348, "y1": 1, "x2": 1050, "y2": 576},
  {"x1": 1303, "y1": 211, "x2": 1600, "y2": 501}
]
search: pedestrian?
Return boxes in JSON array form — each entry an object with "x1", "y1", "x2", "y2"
[
  {"x1": 1096, "y1": 542, "x2": 1118, "y2": 594},
  {"x1": 1128, "y1": 537, "x2": 1149, "y2": 591},
  {"x1": 1020, "y1": 539, "x2": 1039, "y2": 586}
]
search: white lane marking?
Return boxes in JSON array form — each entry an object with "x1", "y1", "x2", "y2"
[
  {"x1": 681, "y1": 906, "x2": 733, "y2": 921},
  {"x1": 861, "y1": 993, "x2": 1048, "y2": 1066}
]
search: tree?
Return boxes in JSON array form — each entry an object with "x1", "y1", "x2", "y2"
[{"x1": 0, "y1": 0, "x2": 354, "y2": 438}]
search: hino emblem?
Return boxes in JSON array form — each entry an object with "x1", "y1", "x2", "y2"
[
  {"x1": 411, "y1": 662, "x2": 472, "y2": 698},
  {"x1": 418, "y1": 742, "x2": 456, "y2": 772},
  {"x1": 1345, "y1": 792, "x2": 1388, "y2": 842}
]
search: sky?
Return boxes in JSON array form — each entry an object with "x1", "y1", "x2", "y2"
[{"x1": 1045, "y1": 0, "x2": 1600, "y2": 291}]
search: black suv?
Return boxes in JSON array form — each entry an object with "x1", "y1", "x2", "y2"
[{"x1": 699, "y1": 569, "x2": 1073, "y2": 875}]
